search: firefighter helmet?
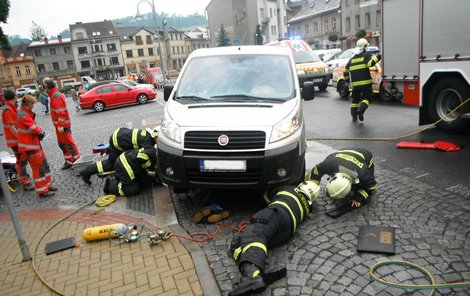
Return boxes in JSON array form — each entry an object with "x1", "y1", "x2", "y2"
[
  {"x1": 146, "y1": 125, "x2": 160, "y2": 139},
  {"x1": 296, "y1": 181, "x2": 320, "y2": 205},
  {"x1": 325, "y1": 172, "x2": 352, "y2": 199},
  {"x1": 356, "y1": 38, "x2": 369, "y2": 52}
]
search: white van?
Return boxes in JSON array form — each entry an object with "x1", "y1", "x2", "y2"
[{"x1": 157, "y1": 46, "x2": 314, "y2": 191}]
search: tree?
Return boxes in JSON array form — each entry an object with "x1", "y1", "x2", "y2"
[
  {"x1": 328, "y1": 32, "x2": 339, "y2": 43},
  {"x1": 0, "y1": 0, "x2": 11, "y2": 49},
  {"x1": 254, "y1": 24, "x2": 263, "y2": 45},
  {"x1": 30, "y1": 21, "x2": 47, "y2": 41},
  {"x1": 355, "y1": 28, "x2": 366, "y2": 39},
  {"x1": 216, "y1": 24, "x2": 230, "y2": 47}
]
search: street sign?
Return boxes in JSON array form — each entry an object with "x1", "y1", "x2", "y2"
[{"x1": 233, "y1": 39, "x2": 240, "y2": 45}]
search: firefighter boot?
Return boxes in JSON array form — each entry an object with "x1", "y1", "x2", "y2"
[
  {"x1": 358, "y1": 102, "x2": 368, "y2": 121},
  {"x1": 262, "y1": 265, "x2": 287, "y2": 286},
  {"x1": 350, "y1": 107, "x2": 358, "y2": 122},
  {"x1": 229, "y1": 263, "x2": 267, "y2": 296}
]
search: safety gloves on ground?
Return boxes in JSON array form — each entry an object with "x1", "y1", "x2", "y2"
[{"x1": 192, "y1": 203, "x2": 230, "y2": 224}]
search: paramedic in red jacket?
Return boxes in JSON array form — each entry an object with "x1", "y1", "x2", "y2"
[
  {"x1": 17, "y1": 95, "x2": 56, "y2": 197},
  {"x1": 1, "y1": 89, "x2": 32, "y2": 189},
  {"x1": 42, "y1": 77, "x2": 80, "y2": 170}
]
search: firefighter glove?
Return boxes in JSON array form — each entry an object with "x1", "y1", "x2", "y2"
[
  {"x1": 39, "y1": 130, "x2": 46, "y2": 140},
  {"x1": 376, "y1": 54, "x2": 382, "y2": 61}
]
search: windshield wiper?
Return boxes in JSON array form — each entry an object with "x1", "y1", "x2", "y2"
[
  {"x1": 176, "y1": 95, "x2": 208, "y2": 101},
  {"x1": 210, "y1": 94, "x2": 282, "y2": 103}
]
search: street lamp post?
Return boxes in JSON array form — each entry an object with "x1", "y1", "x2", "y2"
[{"x1": 136, "y1": 0, "x2": 166, "y2": 84}]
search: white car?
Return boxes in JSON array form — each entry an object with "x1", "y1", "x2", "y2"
[
  {"x1": 16, "y1": 87, "x2": 36, "y2": 97},
  {"x1": 120, "y1": 79, "x2": 156, "y2": 91}
]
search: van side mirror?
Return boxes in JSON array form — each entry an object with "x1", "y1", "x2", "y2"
[
  {"x1": 303, "y1": 81, "x2": 315, "y2": 101},
  {"x1": 163, "y1": 84, "x2": 174, "y2": 102}
]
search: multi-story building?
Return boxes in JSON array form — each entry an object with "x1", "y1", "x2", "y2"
[
  {"x1": 341, "y1": 0, "x2": 381, "y2": 49},
  {"x1": 28, "y1": 36, "x2": 78, "y2": 88},
  {"x1": 69, "y1": 20, "x2": 125, "y2": 81},
  {"x1": 287, "y1": 0, "x2": 341, "y2": 49},
  {"x1": 167, "y1": 27, "x2": 188, "y2": 71},
  {"x1": 0, "y1": 44, "x2": 37, "y2": 90},
  {"x1": 185, "y1": 27, "x2": 210, "y2": 54},
  {"x1": 206, "y1": 0, "x2": 288, "y2": 46}
]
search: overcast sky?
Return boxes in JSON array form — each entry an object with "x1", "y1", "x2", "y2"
[{"x1": 4, "y1": 0, "x2": 211, "y2": 38}]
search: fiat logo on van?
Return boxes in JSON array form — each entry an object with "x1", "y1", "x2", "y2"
[{"x1": 218, "y1": 134, "x2": 229, "y2": 146}]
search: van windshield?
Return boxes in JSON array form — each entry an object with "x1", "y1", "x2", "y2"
[
  {"x1": 292, "y1": 51, "x2": 323, "y2": 64},
  {"x1": 176, "y1": 54, "x2": 295, "y2": 102}
]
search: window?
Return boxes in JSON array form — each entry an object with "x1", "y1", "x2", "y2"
[
  {"x1": 376, "y1": 10, "x2": 381, "y2": 26},
  {"x1": 80, "y1": 60, "x2": 91, "y2": 68},
  {"x1": 110, "y1": 57, "x2": 119, "y2": 65},
  {"x1": 25, "y1": 65, "x2": 31, "y2": 75},
  {"x1": 37, "y1": 64, "x2": 45, "y2": 72},
  {"x1": 332, "y1": 17, "x2": 337, "y2": 30},
  {"x1": 76, "y1": 32, "x2": 84, "y2": 39},
  {"x1": 138, "y1": 49, "x2": 144, "y2": 57},
  {"x1": 52, "y1": 62, "x2": 60, "y2": 71},
  {"x1": 314, "y1": 22, "x2": 319, "y2": 33},
  {"x1": 126, "y1": 50, "x2": 133, "y2": 58},
  {"x1": 114, "y1": 85, "x2": 128, "y2": 92},
  {"x1": 107, "y1": 43, "x2": 117, "y2": 52},
  {"x1": 67, "y1": 60, "x2": 74, "y2": 69},
  {"x1": 15, "y1": 66, "x2": 21, "y2": 76},
  {"x1": 305, "y1": 24, "x2": 310, "y2": 35},
  {"x1": 96, "y1": 86, "x2": 112, "y2": 94},
  {"x1": 355, "y1": 15, "x2": 360, "y2": 28},
  {"x1": 324, "y1": 19, "x2": 329, "y2": 31},
  {"x1": 346, "y1": 17, "x2": 351, "y2": 32},
  {"x1": 34, "y1": 49, "x2": 42, "y2": 57},
  {"x1": 78, "y1": 47, "x2": 88, "y2": 54},
  {"x1": 64, "y1": 46, "x2": 71, "y2": 53},
  {"x1": 148, "y1": 48, "x2": 154, "y2": 56},
  {"x1": 346, "y1": 0, "x2": 350, "y2": 6},
  {"x1": 92, "y1": 44, "x2": 103, "y2": 53},
  {"x1": 270, "y1": 8, "x2": 273, "y2": 18},
  {"x1": 260, "y1": 8, "x2": 264, "y2": 19},
  {"x1": 365, "y1": 12, "x2": 370, "y2": 27},
  {"x1": 49, "y1": 48, "x2": 57, "y2": 55},
  {"x1": 96, "y1": 58, "x2": 104, "y2": 67},
  {"x1": 135, "y1": 35, "x2": 143, "y2": 45}
]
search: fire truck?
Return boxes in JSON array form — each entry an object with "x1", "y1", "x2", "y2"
[{"x1": 381, "y1": 0, "x2": 470, "y2": 133}]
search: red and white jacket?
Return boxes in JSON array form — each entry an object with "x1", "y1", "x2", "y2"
[
  {"x1": 47, "y1": 87, "x2": 72, "y2": 129},
  {"x1": 17, "y1": 108, "x2": 43, "y2": 152},
  {"x1": 2, "y1": 100, "x2": 18, "y2": 147}
]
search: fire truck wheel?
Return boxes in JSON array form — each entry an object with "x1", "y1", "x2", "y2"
[{"x1": 428, "y1": 77, "x2": 470, "y2": 133}]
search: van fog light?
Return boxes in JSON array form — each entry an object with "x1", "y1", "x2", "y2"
[
  {"x1": 165, "y1": 167, "x2": 175, "y2": 176},
  {"x1": 277, "y1": 168, "x2": 287, "y2": 177}
]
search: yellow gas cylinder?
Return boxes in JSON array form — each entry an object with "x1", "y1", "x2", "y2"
[{"x1": 82, "y1": 223, "x2": 128, "y2": 242}]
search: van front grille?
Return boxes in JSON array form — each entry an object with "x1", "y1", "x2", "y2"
[{"x1": 184, "y1": 131, "x2": 266, "y2": 150}]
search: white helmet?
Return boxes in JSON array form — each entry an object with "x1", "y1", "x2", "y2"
[
  {"x1": 146, "y1": 125, "x2": 160, "y2": 139},
  {"x1": 295, "y1": 181, "x2": 320, "y2": 205},
  {"x1": 325, "y1": 172, "x2": 352, "y2": 199},
  {"x1": 356, "y1": 38, "x2": 369, "y2": 52}
]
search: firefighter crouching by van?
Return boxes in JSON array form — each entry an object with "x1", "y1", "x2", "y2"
[
  {"x1": 228, "y1": 181, "x2": 320, "y2": 296},
  {"x1": 80, "y1": 127, "x2": 158, "y2": 185},
  {"x1": 344, "y1": 38, "x2": 381, "y2": 122},
  {"x1": 103, "y1": 146, "x2": 157, "y2": 197},
  {"x1": 310, "y1": 148, "x2": 377, "y2": 209},
  {"x1": 17, "y1": 95, "x2": 57, "y2": 197}
]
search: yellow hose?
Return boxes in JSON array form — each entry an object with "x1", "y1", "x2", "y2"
[{"x1": 95, "y1": 194, "x2": 117, "y2": 207}]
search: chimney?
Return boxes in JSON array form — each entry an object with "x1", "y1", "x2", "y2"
[
  {"x1": 58, "y1": 35, "x2": 62, "y2": 43},
  {"x1": 44, "y1": 37, "x2": 48, "y2": 45}
]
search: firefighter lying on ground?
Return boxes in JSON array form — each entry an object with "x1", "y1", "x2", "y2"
[
  {"x1": 103, "y1": 146, "x2": 158, "y2": 197},
  {"x1": 310, "y1": 147, "x2": 377, "y2": 209},
  {"x1": 80, "y1": 127, "x2": 158, "y2": 185},
  {"x1": 228, "y1": 181, "x2": 320, "y2": 296}
]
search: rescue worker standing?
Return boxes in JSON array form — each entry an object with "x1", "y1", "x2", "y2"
[
  {"x1": 310, "y1": 148, "x2": 377, "y2": 208},
  {"x1": 80, "y1": 127, "x2": 158, "y2": 185},
  {"x1": 17, "y1": 95, "x2": 56, "y2": 197},
  {"x1": 42, "y1": 77, "x2": 80, "y2": 169},
  {"x1": 1, "y1": 90, "x2": 33, "y2": 190},
  {"x1": 344, "y1": 38, "x2": 381, "y2": 122},
  {"x1": 229, "y1": 181, "x2": 320, "y2": 296},
  {"x1": 103, "y1": 146, "x2": 157, "y2": 197}
]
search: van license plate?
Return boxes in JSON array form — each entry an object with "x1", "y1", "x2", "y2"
[
  {"x1": 313, "y1": 78, "x2": 323, "y2": 83},
  {"x1": 200, "y1": 160, "x2": 246, "y2": 172}
]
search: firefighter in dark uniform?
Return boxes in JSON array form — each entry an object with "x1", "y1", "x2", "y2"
[
  {"x1": 80, "y1": 127, "x2": 158, "y2": 184},
  {"x1": 228, "y1": 181, "x2": 320, "y2": 296},
  {"x1": 103, "y1": 146, "x2": 157, "y2": 197},
  {"x1": 310, "y1": 148, "x2": 377, "y2": 208},
  {"x1": 344, "y1": 38, "x2": 381, "y2": 122}
]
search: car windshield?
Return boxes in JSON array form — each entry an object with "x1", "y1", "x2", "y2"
[
  {"x1": 292, "y1": 51, "x2": 322, "y2": 64},
  {"x1": 176, "y1": 54, "x2": 295, "y2": 102},
  {"x1": 338, "y1": 50, "x2": 356, "y2": 59}
]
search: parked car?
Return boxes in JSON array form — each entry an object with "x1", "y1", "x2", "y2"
[
  {"x1": 16, "y1": 87, "x2": 36, "y2": 97},
  {"x1": 313, "y1": 48, "x2": 341, "y2": 62},
  {"x1": 324, "y1": 50, "x2": 343, "y2": 63},
  {"x1": 120, "y1": 79, "x2": 156, "y2": 91},
  {"x1": 79, "y1": 82, "x2": 156, "y2": 112},
  {"x1": 87, "y1": 80, "x2": 117, "y2": 90}
]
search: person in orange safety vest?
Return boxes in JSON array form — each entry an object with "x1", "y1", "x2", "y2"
[
  {"x1": 42, "y1": 77, "x2": 80, "y2": 170},
  {"x1": 17, "y1": 95, "x2": 56, "y2": 197},
  {"x1": 1, "y1": 89, "x2": 33, "y2": 190}
]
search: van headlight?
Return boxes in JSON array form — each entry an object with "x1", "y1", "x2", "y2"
[
  {"x1": 270, "y1": 111, "x2": 301, "y2": 143},
  {"x1": 161, "y1": 112, "x2": 181, "y2": 143}
]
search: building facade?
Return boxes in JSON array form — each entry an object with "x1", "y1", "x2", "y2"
[
  {"x1": 340, "y1": 0, "x2": 381, "y2": 49},
  {"x1": 206, "y1": 0, "x2": 288, "y2": 46},
  {"x1": 0, "y1": 44, "x2": 37, "y2": 90}
]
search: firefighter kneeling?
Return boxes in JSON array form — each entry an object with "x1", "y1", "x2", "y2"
[
  {"x1": 103, "y1": 146, "x2": 158, "y2": 197},
  {"x1": 228, "y1": 181, "x2": 320, "y2": 296}
]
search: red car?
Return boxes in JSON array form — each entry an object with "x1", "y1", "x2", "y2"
[{"x1": 79, "y1": 82, "x2": 156, "y2": 112}]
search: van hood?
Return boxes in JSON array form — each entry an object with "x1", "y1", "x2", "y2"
[
  {"x1": 296, "y1": 61, "x2": 327, "y2": 74},
  {"x1": 167, "y1": 99, "x2": 298, "y2": 127}
]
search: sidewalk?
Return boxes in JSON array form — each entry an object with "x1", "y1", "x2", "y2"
[{"x1": 0, "y1": 186, "x2": 219, "y2": 296}]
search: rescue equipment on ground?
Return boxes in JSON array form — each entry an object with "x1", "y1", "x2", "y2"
[
  {"x1": 1, "y1": 151, "x2": 18, "y2": 192},
  {"x1": 396, "y1": 141, "x2": 461, "y2": 152},
  {"x1": 92, "y1": 143, "x2": 109, "y2": 154},
  {"x1": 82, "y1": 223, "x2": 129, "y2": 242}
]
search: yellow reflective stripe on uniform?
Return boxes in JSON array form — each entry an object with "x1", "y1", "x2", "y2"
[
  {"x1": 368, "y1": 184, "x2": 378, "y2": 191},
  {"x1": 339, "y1": 150, "x2": 365, "y2": 160},
  {"x1": 233, "y1": 246, "x2": 242, "y2": 261},
  {"x1": 137, "y1": 152, "x2": 151, "y2": 168},
  {"x1": 119, "y1": 154, "x2": 135, "y2": 180},
  {"x1": 242, "y1": 242, "x2": 267, "y2": 255},
  {"x1": 97, "y1": 161, "x2": 104, "y2": 173},
  {"x1": 253, "y1": 270, "x2": 261, "y2": 277},
  {"x1": 263, "y1": 192, "x2": 271, "y2": 204},
  {"x1": 277, "y1": 191, "x2": 304, "y2": 222},
  {"x1": 351, "y1": 79, "x2": 373, "y2": 86},
  {"x1": 367, "y1": 55, "x2": 379, "y2": 67},
  {"x1": 141, "y1": 129, "x2": 147, "y2": 136},
  {"x1": 132, "y1": 129, "x2": 139, "y2": 149},
  {"x1": 351, "y1": 57, "x2": 365, "y2": 63},
  {"x1": 351, "y1": 103, "x2": 359, "y2": 107},
  {"x1": 118, "y1": 182, "x2": 125, "y2": 196},
  {"x1": 350, "y1": 64, "x2": 369, "y2": 71},
  {"x1": 113, "y1": 128, "x2": 123, "y2": 151},
  {"x1": 362, "y1": 100, "x2": 370, "y2": 106},
  {"x1": 357, "y1": 189, "x2": 368, "y2": 199},
  {"x1": 368, "y1": 158, "x2": 375, "y2": 168},
  {"x1": 271, "y1": 201, "x2": 297, "y2": 232}
]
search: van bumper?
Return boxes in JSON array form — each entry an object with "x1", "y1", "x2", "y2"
[
  {"x1": 157, "y1": 141, "x2": 305, "y2": 190},
  {"x1": 298, "y1": 73, "x2": 330, "y2": 86}
]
